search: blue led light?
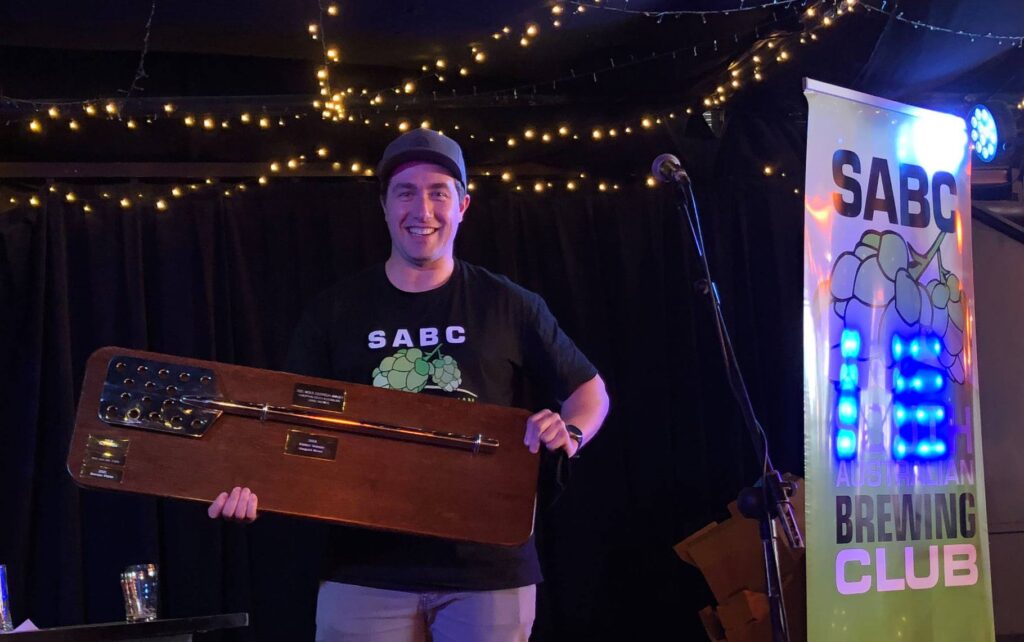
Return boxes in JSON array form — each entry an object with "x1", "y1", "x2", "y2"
[
  {"x1": 970, "y1": 105, "x2": 998, "y2": 163},
  {"x1": 894, "y1": 403, "x2": 907, "y2": 426},
  {"x1": 894, "y1": 437, "x2": 908, "y2": 460},
  {"x1": 840, "y1": 329, "x2": 861, "y2": 359},
  {"x1": 837, "y1": 395, "x2": 858, "y2": 425},
  {"x1": 892, "y1": 335, "x2": 904, "y2": 360},
  {"x1": 934, "y1": 440, "x2": 947, "y2": 455},
  {"x1": 840, "y1": 363, "x2": 859, "y2": 390},
  {"x1": 893, "y1": 371, "x2": 905, "y2": 393},
  {"x1": 836, "y1": 428, "x2": 857, "y2": 459}
]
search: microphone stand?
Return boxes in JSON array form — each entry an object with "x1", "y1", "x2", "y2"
[{"x1": 663, "y1": 170, "x2": 803, "y2": 642}]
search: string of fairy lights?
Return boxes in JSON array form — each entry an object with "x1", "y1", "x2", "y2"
[
  {"x1": 3, "y1": 0, "x2": 1020, "y2": 211},
  {"x1": 0, "y1": 0, "x2": 853, "y2": 208}
]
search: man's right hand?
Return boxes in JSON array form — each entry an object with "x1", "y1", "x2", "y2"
[{"x1": 207, "y1": 486, "x2": 259, "y2": 523}]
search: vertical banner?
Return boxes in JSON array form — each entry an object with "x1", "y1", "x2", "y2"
[{"x1": 802, "y1": 79, "x2": 995, "y2": 641}]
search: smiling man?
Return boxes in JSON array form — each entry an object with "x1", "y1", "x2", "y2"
[{"x1": 210, "y1": 128, "x2": 609, "y2": 642}]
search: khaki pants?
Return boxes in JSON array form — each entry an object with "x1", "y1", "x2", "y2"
[{"x1": 315, "y1": 581, "x2": 536, "y2": 642}]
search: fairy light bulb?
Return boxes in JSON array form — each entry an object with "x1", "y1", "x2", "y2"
[
  {"x1": 641, "y1": 117, "x2": 653, "y2": 129},
  {"x1": 47, "y1": 107, "x2": 60, "y2": 119},
  {"x1": 506, "y1": 137, "x2": 517, "y2": 147},
  {"x1": 598, "y1": 182, "x2": 608, "y2": 192},
  {"x1": 327, "y1": 4, "x2": 339, "y2": 15},
  {"x1": 823, "y1": 16, "x2": 833, "y2": 26},
  {"x1": 202, "y1": 117, "x2": 215, "y2": 130},
  {"x1": 258, "y1": 176, "x2": 268, "y2": 185},
  {"x1": 398, "y1": 121, "x2": 410, "y2": 132},
  {"x1": 127, "y1": 119, "x2": 138, "y2": 129},
  {"x1": 259, "y1": 116, "x2": 271, "y2": 129},
  {"x1": 806, "y1": 7, "x2": 816, "y2": 16},
  {"x1": 65, "y1": 192, "x2": 77, "y2": 202},
  {"x1": 156, "y1": 199, "x2": 168, "y2": 211},
  {"x1": 29, "y1": 119, "x2": 42, "y2": 133},
  {"x1": 520, "y1": 37, "x2": 530, "y2": 47},
  {"x1": 171, "y1": 187, "x2": 183, "y2": 197},
  {"x1": 558, "y1": 125, "x2": 569, "y2": 137},
  {"x1": 69, "y1": 119, "x2": 80, "y2": 131},
  {"x1": 763, "y1": 165, "x2": 774, "y2": 176},
  {"x1": 551, "y1": 4, "x2": 563, "y2": 14},
  {"x1": 435, "y1": 58, "x2": 447, "y2": 69},
  {"x1": 308, "y1": 23, "x2": 318, "y2": 35},
  {"x1": 83, "y1": 204, "x2": 92, "y2": 212},
  {"x1": 270, "y1": 162, "x2": 281, "y2": 172},
  {"x1": 120, "y1": 198, "x2": 131, "y2": 209},
  {"x1": 566, "y1": 180, "x2": 577, "y2": 191},
  {"x1": 459, "y1": 67, "x2": 469, "y2": 76},
  {"x1": 163, "y1": 103, "x2": 175, "y2": 114},
  {"x1": 84, "y1": 104, "x2": 97, "y2": 116},
  {"x1": 403, "y1": 81, "x2": 415, "y2": 94},
  {"x1": 591, "y1": 128, "x2": 603, "y2": 140},
  {"x1": 501, "y1": 172, "x2": 513, "y2": 182},
  {"x1": 646, "y1": 176, "x2": 657, "y2": 188},
  {"x1": 183, "y1": 115, "x2": 196, "y2": 127},
  {"x1": 105, "y1": 102, "x2": 118, "y2": 115},
  {"x1": 468, "y1": 181, "x2": 477, "y2": 192},
  {"x1": 317, "y1": 68, "x2": 329, "y2": 80},
  {"x1": 526, "y1": 24, "x2": 538, "y2": 37},
  {"x1": 533, "y1": 181, "x2": 545, "y2": 193},
  {"x1": 541, "y1": 132, "x2": 552, "y2": 143},
  {"x1": 327, "y1": 47, "x2": 340, "y2": 61},
  {"x1": 29, "y1": 196, "x2": 41, "y2": 207},
  {"x1": 287, "y1": 159, "x2": 299, "y2": 170},
  {"x1": 420, "y1": 120, "x2": 431, "y2": 129},
  {"x1": 524, "y1": 128, "x2": 535, "y2": 139},
  {"x1": 474, "y1": 51, "x2": 486, "y2": 63}
]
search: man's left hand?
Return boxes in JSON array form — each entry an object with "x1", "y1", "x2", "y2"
[{"x1": 524, "y1": 409, "x2": 578, "y2": 457}]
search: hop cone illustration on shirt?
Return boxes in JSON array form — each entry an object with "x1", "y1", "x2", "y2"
[
  {"x1": 372, "y1": 348, "x2": 435, "y2": 392},
  {"x1": 430, "y1": 354, "x2": 462, "y2": 392},
  {"x1": 829, "y1": 229, "x2": 966, "y2": 383}
]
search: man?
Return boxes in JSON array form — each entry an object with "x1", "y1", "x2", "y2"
[{"x1": 210, "y1": 129, "x2": 609, "y2": 641}]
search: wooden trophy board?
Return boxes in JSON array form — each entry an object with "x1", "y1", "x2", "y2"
[{"x1": 67, "y1": 346, "x2": 538, "y2": 546}]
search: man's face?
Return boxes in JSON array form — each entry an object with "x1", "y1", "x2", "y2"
[{"x1": 383, "y1": 162, "x2": 470, "y2": 268}]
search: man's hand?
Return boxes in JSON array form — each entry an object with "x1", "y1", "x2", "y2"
[
  {"x1": 207, "y1": 486, "x2": 259, "y2": 523},
  {"x1": 524, "y1": 409, "x2": 578, "y2": 457}
]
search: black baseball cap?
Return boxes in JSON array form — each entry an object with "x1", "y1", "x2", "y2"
[{"x1": 376, "y1": 128, "x2": 467, "y2": 188}]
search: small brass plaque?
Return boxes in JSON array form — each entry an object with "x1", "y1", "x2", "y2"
[
  {"x1": 85, "y1": 435, "x2": 130, "y2": 466},
  {"x1": 80, "y1": 461, "x2": 124, "y2": 482},
  {"x1": 293, "y1": 383, "x2": 346, "y2": 412},
  {"x1": 284, "y1": 430, "x2": 338, "y2": 461}
]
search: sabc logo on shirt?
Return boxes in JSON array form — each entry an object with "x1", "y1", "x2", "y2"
[{"x1": 372, "y1": 345, "x2": 463, "y2": 394}]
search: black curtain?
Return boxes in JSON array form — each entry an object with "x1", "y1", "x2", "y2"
[{"x1": 0, "y1": 111, "x2": 806, "y2": 639}]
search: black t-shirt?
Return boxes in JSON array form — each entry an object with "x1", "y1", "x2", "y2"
[{"x1": 285, "y1": 260, "x2": 597, "y2": 591}]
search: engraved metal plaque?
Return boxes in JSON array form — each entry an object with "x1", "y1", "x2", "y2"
[
  {"x1": 85, "y1": 435, "x2": 129, "y2": 466},
  {"x1": 293, "y1": 383, "x2": 346, "y2": 411},
  {"x1": 284, "y1": 430, "x2": 338, "y2": 461},
  {"x1": 80, "y1": 461, "x2": 124, "y2": 482}
]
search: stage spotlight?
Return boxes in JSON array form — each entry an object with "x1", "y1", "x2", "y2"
[
  {"x1": 968, "y1": 101, "x2": 1016, "y2": 164},
  {"x1": 970, "y1": 105, "x2": 998, "y2": 163}
]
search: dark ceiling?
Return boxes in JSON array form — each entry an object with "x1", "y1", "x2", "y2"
[{"x1": 2, "y1": 0, "x2": 1023, "y2": 178}]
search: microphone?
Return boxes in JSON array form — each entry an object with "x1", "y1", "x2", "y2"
[{"x1": 651, "y1": 153, "x2": 689, "y2": 184}]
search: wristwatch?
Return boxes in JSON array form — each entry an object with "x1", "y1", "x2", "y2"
[{"x1": 566, "y1": 424, "x2": 584, "y2": 458}]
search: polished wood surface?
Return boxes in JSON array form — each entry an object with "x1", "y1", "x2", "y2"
[{"x1": 67, "y1": 347, "x2": 538, "y2": 546}]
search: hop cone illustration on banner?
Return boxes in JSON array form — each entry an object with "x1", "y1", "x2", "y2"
[
  {"x1": 829, "y1": 230, "x2": 966, "y2": 383},
  {"x1": 372, "y1": 345, "x2": 464, "y2": 393}
]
